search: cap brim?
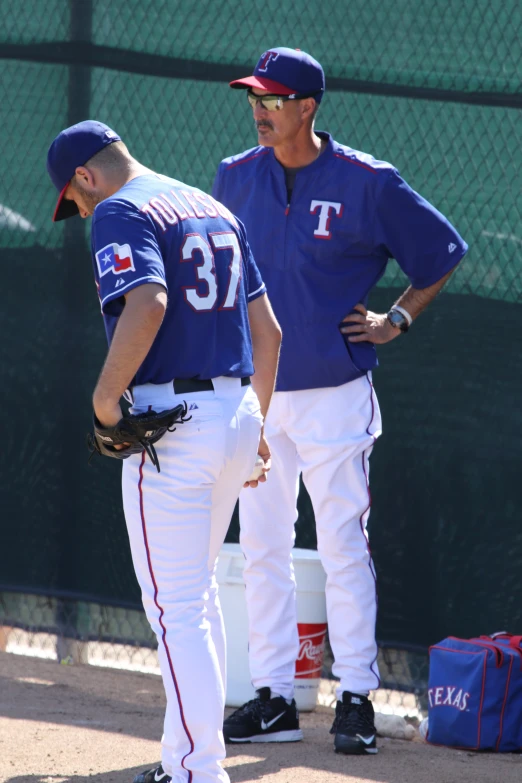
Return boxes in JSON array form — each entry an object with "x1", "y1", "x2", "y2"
[
  {"x1": 229, "y1": 75, "x2": 295, "y2": 95},
  {"x1": 52, "y1": 182, "x2": 79, "y2": 222}
]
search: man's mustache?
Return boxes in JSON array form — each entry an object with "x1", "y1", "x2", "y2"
[{"x1": 256, "y1": 120, "x2": 274, "y2": 130}]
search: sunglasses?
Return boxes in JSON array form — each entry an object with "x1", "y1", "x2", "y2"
[{"x1": 246, "y1": 89, "x2": 316, "y2": 112}]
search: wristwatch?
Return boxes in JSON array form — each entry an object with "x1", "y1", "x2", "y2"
[{"x1": 386, "y1": 307, "x2": 411, "y2": 333}]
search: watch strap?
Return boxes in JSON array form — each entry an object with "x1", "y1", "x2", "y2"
[{"x1": 390, "y1": 305, "x2": 413, "y2": 326}]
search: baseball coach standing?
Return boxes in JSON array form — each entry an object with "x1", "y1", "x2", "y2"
[{"x1": 213, "y1": 47, "x2": 468, "y2": 755}]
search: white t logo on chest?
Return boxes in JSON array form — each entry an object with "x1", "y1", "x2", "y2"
[{"x1": 310, "y1": 200, "x2": 343, "y2": 239}]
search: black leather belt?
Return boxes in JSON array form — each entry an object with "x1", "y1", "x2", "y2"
[{"x1": 173, "y1": 377, "x2": 250, "y2": 395}]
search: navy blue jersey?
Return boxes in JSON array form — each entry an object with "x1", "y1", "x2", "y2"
[
  {"x1": 91, "y1": 174, "x2": 266, "y2": 385},
  {"x1": 213, "y1": 132, "x2": 468, "y2": 392}
]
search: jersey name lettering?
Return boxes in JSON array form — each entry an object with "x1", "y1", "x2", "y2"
[
  {"x1": 141, "y1": 191, "x2": 238, "y2": 232},
  {"x1": 310, "y1": 200, "x2": 343, "y2": 239}
]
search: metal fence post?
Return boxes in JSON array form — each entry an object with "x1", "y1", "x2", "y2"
[{"x1": 56, "y1": 0, "x2": 93, "y2": 665}]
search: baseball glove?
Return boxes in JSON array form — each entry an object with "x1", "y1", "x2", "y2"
[{"x1": 87, "y1": 403, "x2": 189, "y2": 473}]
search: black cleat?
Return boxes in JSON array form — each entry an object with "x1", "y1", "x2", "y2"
[
  {"x1": 224, "y1": 686, "x2": 303, "y2": 743},
  {"x1": 133, "y1": 764, "x2": 171, "y2": 783},
  {"x1": 330, "y1": 691, "x2": 378, "y2": 754}
]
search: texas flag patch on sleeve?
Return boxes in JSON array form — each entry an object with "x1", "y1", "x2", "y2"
[{"x1": 95, "y1": 243, "x2": 135, "y2": 277}]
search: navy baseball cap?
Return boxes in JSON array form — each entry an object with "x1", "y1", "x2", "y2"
[
  {"x1": 230, "y1": 47, "x2": 325, "y2": 103},
  {"x1": 46, "y1": 120, "x2": 121, "y2": 222}
]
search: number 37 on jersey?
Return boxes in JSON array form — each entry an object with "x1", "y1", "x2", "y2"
[{"x1": 181, "y1": 232, "x2": 242, "y2": 312}]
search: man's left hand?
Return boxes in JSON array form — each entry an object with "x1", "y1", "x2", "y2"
[
  {"x1": 94, "y1": 401, "x2": 123, "y2": 428},
  {"x1": 340, "y1": 303, "x2": 401, "y2": 345},
  {"x1": 93, "y1": 402, "x2": 129, "y2": 450}
]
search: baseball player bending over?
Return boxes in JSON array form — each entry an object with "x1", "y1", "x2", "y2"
[
  {"x1": 213, "y1": 47, "x2": 468, "y2": 755},
  {"x1": 47, "y1": 121, "x2": 281, "y2": 783}
]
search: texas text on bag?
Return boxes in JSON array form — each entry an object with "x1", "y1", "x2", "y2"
[{"x1": 427, "y1": 632, "x2": 522, "y2": 751}]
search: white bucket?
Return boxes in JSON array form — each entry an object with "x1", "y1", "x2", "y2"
[{"x1": 216, "y1": 542, "x2": 327, "y2": 711}]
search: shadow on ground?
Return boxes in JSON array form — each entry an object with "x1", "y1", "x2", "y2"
[{"x1": 1, "y1": 652, "x2": 521, "y2": 783}]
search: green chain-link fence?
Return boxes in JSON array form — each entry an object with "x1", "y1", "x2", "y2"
[{"x1": 1, "y1": 0, "x2": 521, "y2": 714}]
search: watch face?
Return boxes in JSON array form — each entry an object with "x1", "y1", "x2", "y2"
[{"x1": 388, "y1": 310, "x2": 408, "y2": 331}]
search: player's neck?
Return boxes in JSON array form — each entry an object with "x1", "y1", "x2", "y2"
[
  {"x1": 273, "y1": 131, "x2": 323, "y2": 169},
  {"x1": 123, "y1": 162, "x2": 155, "y2": 185},
  {"x1": 106, "y1": 162, "x2": 155, "y2": 196}
]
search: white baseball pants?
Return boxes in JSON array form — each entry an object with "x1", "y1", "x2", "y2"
[
  {"x1": 239, "y1": 374, "x2": 382, "y2": 701},
  {"x1": 122, "y1": 377, "x2": 263, "y2": 783}
]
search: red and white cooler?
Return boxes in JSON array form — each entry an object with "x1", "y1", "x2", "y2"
[{"x1": 217, "y1": 543, "x2": 327, "y2": 711}]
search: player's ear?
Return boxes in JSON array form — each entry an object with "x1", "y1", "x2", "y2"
[
  {"x1": 300, "y1": 98, "x2": 316, "y2": 122},
  {"x1": 74, "y1": 165, "x2": 95, "y2": 187}
]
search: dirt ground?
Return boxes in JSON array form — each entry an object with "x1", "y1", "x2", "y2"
[{"x1": 1, "y1": 652, "x2": 520, "y2": 783}]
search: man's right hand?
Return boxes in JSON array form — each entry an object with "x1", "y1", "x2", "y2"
[{"x1": 244, "y1": 432, "x2": 271, "y2": 488}]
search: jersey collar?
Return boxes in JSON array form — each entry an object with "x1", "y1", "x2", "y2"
[{"x1": 268, "y1": 131, "x2": 334, "y2": 173}]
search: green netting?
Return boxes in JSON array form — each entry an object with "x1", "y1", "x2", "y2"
[
  {"x1": 5, "y1": 0, "x2": 518, "y2": 94},
  {"x1": 2, "y1": 68, "x2": 522, "y2": 298},
  {"x1": 1, "y1": 0, "x2": 69, "y2": 42},
  {"x1": 0, "y1": 61, "x2": 68, "y2": 248}
]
